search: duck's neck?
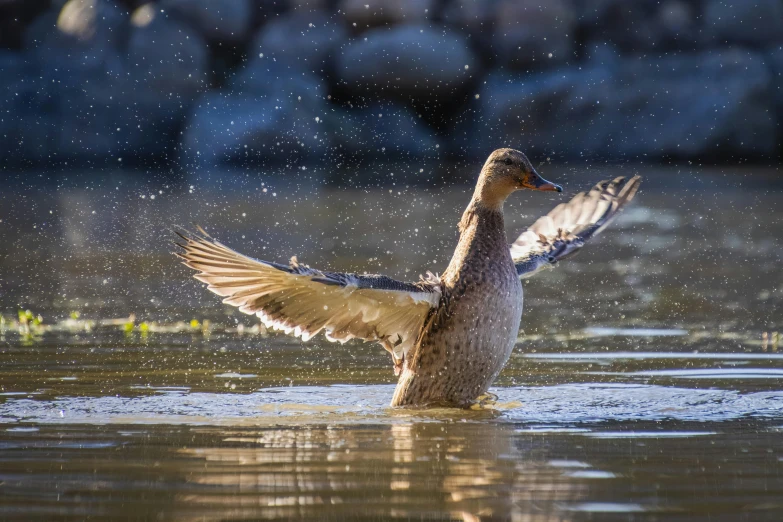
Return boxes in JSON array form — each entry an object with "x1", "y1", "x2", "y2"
[{"x1": 442, "y1": 197, "x2": 510, "y2": 286}]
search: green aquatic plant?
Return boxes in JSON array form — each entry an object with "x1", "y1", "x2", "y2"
[
  {"x1": 139, "y1": 321, "x2": 150, "y2": 340},
  {"x1": 188, "y1": 318, "x2": 212, "y2": 337},
  {"x1": 122, "y1": 314, "x2": 136, "y2": 336},
  {"x1": 18, "y1": 309, "x2": 42, "y2": 328},
  {"x1": 15, "y1": 309, "x2": 43, "y2": 342}
]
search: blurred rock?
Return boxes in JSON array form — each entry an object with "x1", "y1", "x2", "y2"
[
  {"x1": 583, "y1": 40, "x2": 622, "y2": 64},
  {"x1": 288, "y1": 0, "x2": 331, "y2": 11},
  {"x1": 16, "y1": 0, "x2": 134, "y2": 162},
  {"x1": 339, "y1": 0, "x2": 434, "y2": 30},
  {"x1": 250, "y1": 10, "x2": 347, "y2": 74},
  {"x1": 128, "y1": 6, "x2": 208, "y2": 99},
  {"x1": 441, "y1": 0, "x2": 498, "y2": 34},
  {"x1": 493, "y1": 0, "x2": 576, "y2": 67},
  {"x1": 659, "y1": 0, "x2": 695, "y2": 36},
  {"x1": 122, "y1": 7, "x2": 210, "y2": 157},
  {"x1": 441, "y1": 0, "x2": 499, "y2": 57},
  {"x1": 181, "y1": 62, "x2": 329, "y2": 167},
  {"x1": 441, "y1": 0, "x2": 515, "y2": 69},
  {"x1": 655, "y1": 0, "x2": 700, "y2": 50},
  {"x1": 767, "y1": 46, "x2": 783, "y2": 129},
  {"x1": 0, "y1": 51, "x2": 47, "y2": 163},
  {"x1": 333, "y1": 102, "x2": 442, "y2": 157},
  {"x1": 6, "y1": 1, "x2": 212, "y2": 164},
  {"x1": 613, "y1": 49, "x2": 774, "y2": 158},
  {"x1": 161, "y1": 0, "x2": 252, "y2": 43},
  {"x1": 335, "y1": 24, "x2": 478, "y2": 98},
  {"x1": 3, "y1": 62, "x2": 152, "y2": 163},
  {"x1": 575, "y1": 0, "x2": 699, "y2": 52},
  {"x1": 229, "y1": 58, "x2": 326, "y2": 102},
  {"x1": 574, "y1": 0, "x2": 656, "y2": 50},
  {"x1": 24, "y1": 0, "x2": 129, "y2": 68},
  {"x1": 0, "y1": 0, "x2": 51, "y2": 49},
  {"x1": 704, "y1": 0, "x2": 783, "y2": 47},
  {"x1": 452, "y1": 49, "x2": 774, "y2": 160},
  {"x1": 3, "y1": 0, "x2": 781, "y2": 169}
]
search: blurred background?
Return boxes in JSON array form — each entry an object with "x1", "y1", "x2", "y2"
[
  {"x1": 1, "y1": 0, "x2": 782, "y2": 320},
  {"x1": 3, "y1": 3, "x2": 783, "y2": 520},
  {"x1": 1, "y1": 0, "x2": 782, "y2": 170}
]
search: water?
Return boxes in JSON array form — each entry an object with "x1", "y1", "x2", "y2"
[{"x1": 1, "y1": 166, "x2": 783, "y2": 520}]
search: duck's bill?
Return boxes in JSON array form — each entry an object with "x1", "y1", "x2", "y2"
[{"x1": 525, "y1": 169, "x2": 563, "y2": 192}]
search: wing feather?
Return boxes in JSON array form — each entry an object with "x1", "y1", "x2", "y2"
[
  {"x1": 512, "y1": 175, "x2": 641, "y2": 278},
  {"x1": 175, "y1": 228, "x2": 441, "y2": 362}
]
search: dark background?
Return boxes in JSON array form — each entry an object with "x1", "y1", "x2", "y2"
[{"x1": 1, "y1": 0, "x2": 782, "y2": 174}]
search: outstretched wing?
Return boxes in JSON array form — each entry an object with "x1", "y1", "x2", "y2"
[
  {"x1": 511, "y1": 176, "x2": 641, "y2": 278},
  {"x1": 175, "y1": 228, "x2": 441, "y2": 364}
]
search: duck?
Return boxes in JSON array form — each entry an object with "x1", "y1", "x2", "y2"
[{"x1": 176, "y1": 148, "x2": 641, "y2": 408}]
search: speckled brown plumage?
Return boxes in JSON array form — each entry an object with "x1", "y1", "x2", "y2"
[{"x1": 392, "y1": 203, "x2": 523, "y2": 407}]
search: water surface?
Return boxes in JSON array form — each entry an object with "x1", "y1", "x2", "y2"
[{"x1": 1, "y1": 166, "x2": 782, "y2": 520}]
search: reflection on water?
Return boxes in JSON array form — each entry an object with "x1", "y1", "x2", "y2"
[
  {"x1": 2, "y1": 419, "x2": 782, "y2": 520},
  {"x1": 1, "y1": 166, "x2": 783, "y2": 520},
  {"x1": 169, "y1": 422, "x2": 576, "y2": 521}
]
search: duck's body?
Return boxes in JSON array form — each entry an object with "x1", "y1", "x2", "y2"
[
  {"x1": 177, "y1": 149, "x2": 641, "y2": 408},
  {"x1": 394, "y1": 201, "x2": 522, "y2": 407}
]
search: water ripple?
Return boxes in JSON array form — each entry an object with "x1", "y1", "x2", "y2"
[{"x1": 1, "y1": 383, "x2": 782, "y2": 426}]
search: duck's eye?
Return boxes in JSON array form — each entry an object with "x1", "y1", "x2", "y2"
[{"x1": 503, "y1": 158, "x2": 513, "y2": 166}]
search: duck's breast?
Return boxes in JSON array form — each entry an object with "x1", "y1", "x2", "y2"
[
  {"x1": 393, "y1": 263, "x2": 523, "y2": 407},
  {"x1": 446, "y1": 267, "x2": 523, "y2": 382}
]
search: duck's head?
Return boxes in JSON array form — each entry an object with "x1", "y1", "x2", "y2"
[{"x1": 476, "y1": 148, "x2": 562, "y2": 207}]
